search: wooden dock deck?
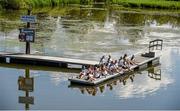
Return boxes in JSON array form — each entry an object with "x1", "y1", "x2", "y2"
[
  {"x1": 0, "y1": 52, "x2": 99, "y2": 68},
  {"x1": 0, "y1": 51, "x2": 160, "y2": 70}
]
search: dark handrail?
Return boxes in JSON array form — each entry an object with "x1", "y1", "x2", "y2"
[{"x1": 149, "y1": 39, "x2": 163, "y2": 52}]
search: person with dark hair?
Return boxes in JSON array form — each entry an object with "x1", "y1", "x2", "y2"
[
  {"x1": 129, "y1": 55, "x2": 138, "y2": 65},
  {"x1": 101, "y1": 64, "x2": 108, "y2": 77},
  {"x1": 78, "y1": 66, "x2": 88, "y2": 79},
  {"x1": 106, "y1": 55, "x2": 112, "y2": 67},
  {"x1": 118, "y1": 56, "x2": 124, "y2": 67},
  {"x1": 88, "y1": 73, "x2": 96, "y2": 81},
  {"x1": 94, "y1": 66, "x2": 101, "y2": 78},
  {"x1": 123, "y1": 53, "x2": 130, "y2": 65},
  {"x1": 99, "y1": 55, "x2": 105, "y2": 65},
  {"x1": 122, "y1": 54, "x2": 132, "y2": 71},
  {"x1": 114, "y1": 59, "x2": 123, "y2": 73},
  {"x1": 109, "y1": 61, "x2": 115, "y2": 74},
  {"x1": 118, "y1": 56, "x2": 127, "y2": 72}
]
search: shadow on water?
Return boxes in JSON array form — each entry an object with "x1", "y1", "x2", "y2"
[{"x1": 68, "y1": 65, "x2": 162, "y2": 96}]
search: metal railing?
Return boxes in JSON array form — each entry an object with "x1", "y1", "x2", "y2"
[{"x1": 149, "y1": 39, "x2": 163, "y2": 52}]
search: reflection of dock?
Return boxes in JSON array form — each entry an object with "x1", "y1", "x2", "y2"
[
  {"x1": 148, "y1": 66, "x2": 161, "y2": 80},
  {"x1": 68, "y1": 74, "x2": 132, "y2": 96}
]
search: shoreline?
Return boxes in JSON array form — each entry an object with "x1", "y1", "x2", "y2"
[
  {"x1": 111, "y1": 0, "x2": 180, "y2": 10},
  {"x1": 0, "y1": 0, "x2": 180, "y2": 10}
]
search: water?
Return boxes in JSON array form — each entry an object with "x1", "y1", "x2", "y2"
[{"x1": 0, "y1": 6, "x2": 180, "y2": 110}]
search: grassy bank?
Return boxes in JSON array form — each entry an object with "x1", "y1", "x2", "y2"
[
  {"x1": 0, "y1": 0, "x2": 180, "y2": 10},
  {"x1": 0, "y1": 0, "x2": 82, "y2": 9},
  {"x1": 111, "y1": 0, "x2": 180, "y2": 9}
]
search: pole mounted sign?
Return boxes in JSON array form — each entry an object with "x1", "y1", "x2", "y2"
[
  {"x1": 19, "y1": 28, "x2": 35, "y2": 42},
  {"x1": 21, "y1": 15, "x2": 36, "y2": 23},
  {"x1": 19, "y1": 9, "x2": 36, "y2": 54}
]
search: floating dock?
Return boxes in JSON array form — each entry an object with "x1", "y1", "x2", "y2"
[
  {"x1": 0, "y1": 52, "x2": 98, "y2": 68},
  {"x1": 68, "y1": 53, "x2": 160, "y2": 85},
  {"x1": 69, "y1": 39, "x2": 163, "y2": 85}
]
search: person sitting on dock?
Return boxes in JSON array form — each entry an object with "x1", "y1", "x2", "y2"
[
  {"x1": 94, "y1": 66, "x2": 101, "y2": 78},
  {"x1": 109, "y1": 61, "x2": 115, "y2": 74},
  {"x1": 121, "y1": 54, "x2": 132, "y2": 71},
  {"x1": 78, "y1": 67, "x2": 88, "y2": 79},
  {"x1": 123, "y1": 54, "x2": 131, "y2": 67},
  {"x1": 78, "y1": 65, "x2": 93, "y2": 80},
  {"x1": 101, "y1": 64, "x2": 108, "y2": 77},
  {"x1": 89, "y1": 65, "x2": 94, "y2": 74},
  {"x1": 114, "y1": 60, "x2": 123, "y2": 73},
  {"x1": 109, "y1": 60, "x2": 123, "y2": 74},
  {"x1": 88, "y1": 73, "x2": 96, "y2": 81},
  {"x1": 99, "y1": 55, "x2": 105, "y2": 65},
  {"x1": 119, "y1": 56, "x2": 127, "y2": 69},
  {"x1": 86, "y1": 65, "x2": 97, "y2": 81},
  {"x1": 118, "y1": 56, "x2": 123, "y2": 67},
  {"x1": 118, "y1": 57, "x2": 127, "y2": 72},
  {"x1": 129, "y1": 55, "x2": 138, "y2": 65},
  {"x1": 108, "y1": 60, "x2": 119, "y2": 74},
  {"x1": 106, "y1": 55, "x2": 112, "y2": 67}
]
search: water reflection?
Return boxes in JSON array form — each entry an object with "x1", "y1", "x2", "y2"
[
  {"x1": 69, "y1": 72, "x2": 129, "y2": 96},
  {"x1": 69, "y1": 65, "x2": 172, "y2": 98},
  {"x1": 148, "y1": 66, "x2": 161, "y2": 80},
  {"x1": 0, "y1": 48, "x2": 179, "y2": 109},
  {"x1": 68, "y1": 72, "x2": 133, "y2": 96},
  {"x1": 18, "y1": 68, "x2": 34, "y2": 110},
  {"x1": 0, "y1": 7, "x2": 179, "y2": 59}
]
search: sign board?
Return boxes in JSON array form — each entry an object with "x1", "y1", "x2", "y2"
[
  {"x1": 19, "y1": 28, "x2": 35, "y2": 42},
  {"x1": 18, "y1": 76, "x2": 34, "y2": 92},
  {"x1": 6, "y1": 57, "x2": 10, "y2": 63},
  {"x1": 21, "y1": 15, "x2": 36, "y2": 23},
  {"x1": 19, "y1": 96, "x2": 34, "y2": 105}
]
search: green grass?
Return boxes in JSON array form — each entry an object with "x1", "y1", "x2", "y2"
[
  {"x1": 0, "y1": 0, "x2": 180, "y2": 9},
  {"x1": 0, "y1": 0, "x2": 82, "y2": 9},
  {"x1": 111, "y1": 0, "x2": 180, "y2": 9}
]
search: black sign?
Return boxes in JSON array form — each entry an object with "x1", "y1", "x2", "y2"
[{"x1": 19, "y1": 28, "x2": 35, "y2": 42}]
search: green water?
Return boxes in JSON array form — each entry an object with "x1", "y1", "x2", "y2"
[{"x1": 0, "y1": 6, "x2": 180, "y2": 110}]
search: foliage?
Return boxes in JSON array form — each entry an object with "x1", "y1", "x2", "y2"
[
  {"x1": 111, "y1": 0, "x2": 180, "y2": 9},
  {"x1": 0, "y1": 0, "x2": 21, "y2": 9},
  {"x1": 0, "y1": 0, "x2": 180, "y2": 9}
]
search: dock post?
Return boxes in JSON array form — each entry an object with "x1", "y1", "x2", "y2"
[
  {"x1": 26, "y1": 9, "x2": 31, "y2": 54},
  {"x1": 61, "y1": 63, "x2": 68, "y2": 68}
]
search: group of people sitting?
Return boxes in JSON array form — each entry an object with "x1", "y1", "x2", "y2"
[{"x1": 77, "y1": 54, "x2": 138, "y2": 81}]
